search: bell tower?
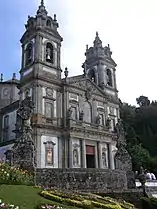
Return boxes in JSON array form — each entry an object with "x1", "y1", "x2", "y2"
[
  {"x1": 19, "y1": 0, "x2": 63, "y2": 99},
  {"x1": 84, "y1": 32, "x2": 118, "y2": 96}
]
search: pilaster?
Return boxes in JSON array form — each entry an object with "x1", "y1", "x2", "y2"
[
  {"x1": 98, "y1": 141, "x2": 102, "y2": 168},
  {"x1": 108, "y1": 143, "x2": 114, "y2": 169},
  {"x1": 68, "y1": 138, "x2": 73, "y2": 168},
  {"x1": 81, "y1": 139, "x2": 86, "y2": 168}
]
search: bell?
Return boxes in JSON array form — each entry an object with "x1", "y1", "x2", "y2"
[{"x1": 46, "y1": 54, "x2": 51, "y2": 60}]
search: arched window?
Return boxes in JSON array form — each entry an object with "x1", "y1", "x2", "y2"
[
  {"x1": 88, "y1": 69, "x2": 96, "y2": 83},
  {"x1": 25, "y1": 43, "x2": 33, "y2": 65},
  {"x1": 46, "y1": 19, "x2": 51, "y2": 27},
  {"x1": 106, "y1": 69, "x2": 113, "y2": 87},
  {"x1": 46, "y1": 43, "x2": 54, "y2": 63},
  {"x1": 83, "y1": 101, "x2": 92, "y2": 123}
]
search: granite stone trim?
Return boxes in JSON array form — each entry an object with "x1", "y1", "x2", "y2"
[{"x1": 36, "y1": 168, "x2": 127, "y2": 192}]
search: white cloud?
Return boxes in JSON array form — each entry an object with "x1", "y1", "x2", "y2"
[{"x1": 33, "y1": 0, "x2": 157, "y2": 105}]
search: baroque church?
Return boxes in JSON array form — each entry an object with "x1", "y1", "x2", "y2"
[{"x1": 0, "y1": 1, "x2": 120, "y2": 170}]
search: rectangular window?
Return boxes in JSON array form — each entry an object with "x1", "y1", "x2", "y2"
[{"x1": 45, "y1": 102, "x2": 53, "y2": 118}]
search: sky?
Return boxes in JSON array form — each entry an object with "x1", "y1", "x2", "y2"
[{"x1": 0, "y1": 0, "x2": 157, "y2": 105}]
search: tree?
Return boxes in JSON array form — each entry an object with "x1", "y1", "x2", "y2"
[
  {"x1": 136, "y1": 95, "x2": 150, "y2": 107},
  {"x1": 129, "y1": 144, "x2": 151, "y2": 171}
]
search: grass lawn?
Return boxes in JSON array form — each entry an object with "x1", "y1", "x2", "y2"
[{"x1": 0, "y1": 185, "x2": 78, "y2": 209}]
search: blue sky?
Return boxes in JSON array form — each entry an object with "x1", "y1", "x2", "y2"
[
  {"x1": 1, "y1": 0, "x2": 157, "y2": 105},
  {"x1": 0, "y1": 0, "x2": 36, "y2": 80}
]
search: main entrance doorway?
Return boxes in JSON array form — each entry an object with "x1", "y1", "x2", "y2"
[{"x1": 86, "y1": 145, "x2": 95, "y2": 168}]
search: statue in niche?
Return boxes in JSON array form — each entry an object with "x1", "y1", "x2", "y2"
[
  {"x1": 73, "y1": 148, "x2": 79, "y2": 166},
  {"x1": 102, "y1": 148, "x2": 107, "y2": 168},
  {"x1": 79, "y1": 110, "x2": 84, "y2": 121},
  {"x1": 95, "y1": 114, "x2": 100, "y2": 125},
  {"x1": 106, "y1": 118, "x2": 111, "y2": 129},
  {"x1": 67, "y1": 107, "x2": 73, "y2": 119}
]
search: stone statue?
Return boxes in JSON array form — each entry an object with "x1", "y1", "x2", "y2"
[
  {"x1": 67, "y1": 107, "x2": 73, "y2": 119},
  {"x1": 102, "y1": 149, "x2": 107, "y2": 168},
  {"x1": 73, "y1": 149, "x2": 79, "y2": 166},
  {"x1": 106, "y1": 118, "x2": 111, "y2": 129},
  {"x1": 79, "y1": 110, "x2": 84, "y2": 121},
  {"x1": 96, "y1": 114, "x2": 100, "y2": 125}
]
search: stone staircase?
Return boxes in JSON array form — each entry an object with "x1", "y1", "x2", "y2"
[{"x1": 136, "y1": 180, "x2": 157, "y2": 197}]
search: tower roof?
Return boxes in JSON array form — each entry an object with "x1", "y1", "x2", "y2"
[{"x1": 21, "y1": 0, "x2": 63, "y2": 43}]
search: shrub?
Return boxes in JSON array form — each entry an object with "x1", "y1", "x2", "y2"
[
  {"x1": 40, "y1": 190, "x2": 135, "y2": 209},
  {"x1": 0, "y1": 162, "x2": 34, "y2": 185}
]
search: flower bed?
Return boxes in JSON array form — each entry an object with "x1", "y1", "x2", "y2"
[
  {"x1": 0, "y1": 162, "x2": 34, "y2": 185},
  {"x1": 37, "y1": 204, "x2": 67, "y2": 209},
  {"x1": 40, "y1": 189, "x2": 135, "y2": 209},
  {"x1": 0, "y1": 199, "x2": 19, "y2": 209}
]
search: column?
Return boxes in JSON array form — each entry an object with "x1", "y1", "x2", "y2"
[
  {"x1": 97, "y1": 141, "x2": 102, "y2": 168},
  {"x1": 109, "y1": 143, "x2": 114, "y2": 169},
  {"x1": 81, "y1": 139, "x2": 86, "y2": 168}
]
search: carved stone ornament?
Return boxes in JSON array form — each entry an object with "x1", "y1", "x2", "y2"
[{"x1": 46, "y1": 88, "x2": 53, "y2": 97}]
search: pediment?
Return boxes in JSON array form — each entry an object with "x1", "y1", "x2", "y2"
[{"x1": 68, "y1": 77, "x2": 106, "y2": 97}]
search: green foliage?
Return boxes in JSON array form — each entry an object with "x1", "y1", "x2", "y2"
[
  {"x1": 0, "y1": 162, "x2": 34, "y2": 185},
  {"x1": 136, "y1": 96, "x2": 150, "y2": 107},
  {"x1": 129, "y1": 144, "x2": 150, "y2": 171},
  {"x1": 120, "y1": 98, "x2": 157, "y2": 172}
]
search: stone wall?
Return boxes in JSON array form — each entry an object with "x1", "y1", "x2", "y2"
[{"x1": 36, "y1": 168, "x2": 127, "y2": 192}]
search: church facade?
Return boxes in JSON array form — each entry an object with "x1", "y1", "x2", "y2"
[{"x1": 0, "y1": 1, "x2": 120, "y2": 170}]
